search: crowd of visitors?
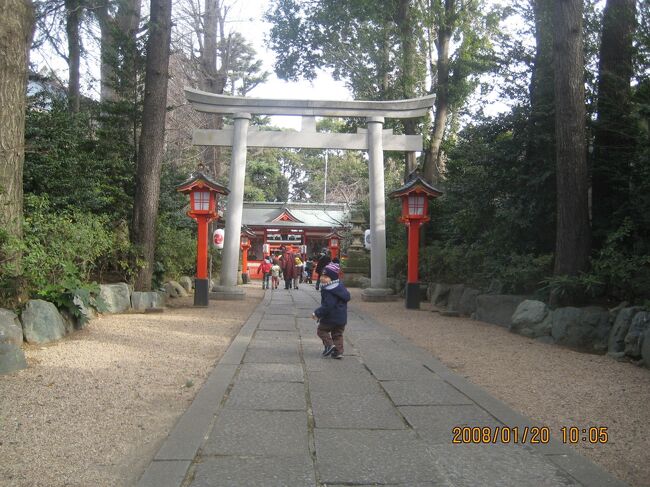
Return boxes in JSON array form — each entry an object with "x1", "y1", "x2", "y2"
[{"x1": 255, "y1": 248, "x2": 342, "y2": 291}]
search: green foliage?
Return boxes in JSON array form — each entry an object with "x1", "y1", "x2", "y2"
[
  {"x1": 443, "y1": 109, "x2": 555, "y2": 255},
  {"x1": 244, "y1": 155, "x2": 289, "y2": 201},
  {"x1": 35, "y1": 278, "x2": 107, "y2": 327},
  {"x1": 588, "y1": 219, "x2": 650, "y2": 302},
  {"x1": 24, "y1": 93, "x2": 136, "y2": 221},
  {"x1": 20, "y1": 195, "x2": 114, "y2": 290},
  {"x1": 155, "y1": 215, "x2": 197, "y2": 282},
  {"x1": 484, "y1": 253, "x2": 554, "y2": 295}
]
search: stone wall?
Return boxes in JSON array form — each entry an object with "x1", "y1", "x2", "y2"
[
  {"x1": 427, "y1": 282, "x2": 650, "y2": 369},
  {"x1": 0, "y1": 278, "x2": 190, "y2": 375}
]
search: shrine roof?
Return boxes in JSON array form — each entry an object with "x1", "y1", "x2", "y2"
[{"x1": 242, "y1": 202, "x2": 348, "y2": 229}]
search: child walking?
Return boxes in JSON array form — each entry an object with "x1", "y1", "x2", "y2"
[
  {"x1": 270, "y1": 261, "x2": 281, "y2": 290},
  {"x1": 311, "y1": 263, "x2": 350, "y2": 359}
]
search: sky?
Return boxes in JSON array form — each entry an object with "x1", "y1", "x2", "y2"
[{"x1": 226, "y1": 0, "x2": 352, "y2": 129}]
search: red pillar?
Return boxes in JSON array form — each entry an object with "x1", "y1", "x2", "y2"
[
  {"x1": 242, "y1": 244, "x2": 250, "y2": 275},
  {"x1": 330, "y1": 246, "x2": 339, "y2": 260},
  {"x1": 196, "y1": 217, "x2": 209, "y2": 279},
  {"x1": 407, "y1": 220, "x2": 420, "y2": 283}
]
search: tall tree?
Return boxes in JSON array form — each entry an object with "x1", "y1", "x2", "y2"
[
  {"x1": 421, "y1": 0, "x2": 453, "y2": 183},
  {"x1": 418, "y1": 0, "x2": 499, "y2": 183},
  {"x1": 592, "y1": 0, "x2": 637, "y2": 243},
  {"x1": 0, "y1": 0, "x2": 35, "y2": 273},
  {"x1": 132, "y1": 0, "x2": 172, "y2": 290},
  {"x1": 552, "y1": 0, "x2": 590, "y2": 277},
  {"x1": 522, "y1": 0, "x2": 557, "y2": 252},
  {"x1": 64, "y1": 0, "x2": 82, "y2": 112},
  {"x1": 527, "y1": 0, "x2": 555, "y2": 171}
]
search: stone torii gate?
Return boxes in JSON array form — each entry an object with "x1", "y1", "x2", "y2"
[{"x1": 184, "y1": 87, "x2": 434, "y2": 301}]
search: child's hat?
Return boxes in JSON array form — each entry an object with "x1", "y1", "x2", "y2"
[{"x1": 323, "y1": 263, "x2": 340, "y2": 280}]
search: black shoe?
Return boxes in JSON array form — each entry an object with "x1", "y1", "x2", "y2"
[
  {"x1": 330, "y1": 348, "x2": 343, "y2": 359},
  {"x1": 322, "y1": 345, "x2": 335, "y2": 357}
]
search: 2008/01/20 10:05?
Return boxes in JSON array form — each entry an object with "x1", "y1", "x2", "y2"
[{"x1": 451, "y1": 426, "x2": 609, "y2": 445}]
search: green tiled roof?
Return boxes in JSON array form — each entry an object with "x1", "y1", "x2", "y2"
[{"x1": 242, "y1": 202, "x2": 348, "y2": 229}]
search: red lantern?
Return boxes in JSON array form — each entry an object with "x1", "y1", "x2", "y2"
[
  {"x1": 325, "y1": 231, "x2": 343, "y2": 260},
  {"x1": 389, "y1": 176, "x2": 442, "y2": 309},
  {"x1": 240, "y1": 227, "x2": 255, "y2": 284},
  {"x1": 177, "y1": 169, "x2": 229, "y2": 306}
]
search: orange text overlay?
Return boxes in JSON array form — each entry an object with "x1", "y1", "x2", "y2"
[{"x1": 451, "y1": 426, "x2": 609, "y2": 445}]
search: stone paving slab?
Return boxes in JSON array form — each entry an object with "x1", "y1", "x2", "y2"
[
  {"x1": 545, "y1": 452, "x2": 628, "y2": 487},
  {"x1": 237, "y1": 363, "x2": 304, "y2": 382},
  {"x1": 427, "y1": 444, "x2": 580, "y2": 487},
  {"x1": 258, "y1": 320, "x2": 297, "y2": 331},
  {"x1": 137, "y1": 460, "x2": 192, "y2": 487},
  {"x1": 224, "y1": 381, "x2": 306, "y2": 410},
  {"x1": 310, "y1": 391, "x2": 407, "y2": 429},
  {"x1": 325, "y1": 484, "x2": 439, "y2": 487},
  {"x1": 363, "y1": 358, "x2": 440, "y2": 380},
  {"x1": 189, "y1": 454, "x2": 315, "y2": 487},
  {"x1": 303, "y1": 355, "x2": 368, "y2": 374},
  {"x1": 202, "y1": 409, "x2": 309, "y2": 456},
  {"x1": 307, "y1": 370, "x2": 382, "y2": 394},
  {"x1": 399, "y1": 405, "x2": 502, "y2": 443},
  {"x1": 264, "y1": 306, "x2": 296, "y2": 315},
  {"x1": 253, "y1": 329, "x2": 299, "y2": 338},
  {"x1": 243, "y1": 347, "x2": 301, "y2": 364},
  {"x1": 314, "y1": 429, "x2": 451, "y2": 485},
  {"x1": 381, "y1": 377, "x2": 475, "y2": 406},
  {"x1": 246, "y1": 339, "x2": 300, "y2": 354}
]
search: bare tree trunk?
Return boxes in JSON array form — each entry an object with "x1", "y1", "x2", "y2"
[
  {"x1": 0, "y1": 0, "x2": 34, "y2": 274},
  {"x1": 132, "y1": 0, "x2": 172, "y2": 291},
  {"x1": 592, "y1": 0, "x2": 636, "y2": 243},
  {"x1": 552, "y1": 0, "x2": 590, "y2": 277},
  {"x1": 423, "y1": 1, "x2": 452, "y2": 184}
]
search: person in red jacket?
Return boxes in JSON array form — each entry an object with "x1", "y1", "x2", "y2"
[
  {"x1": 281, "y1": 251, "x2": 297, "y2": 289},
  {"x1": 256, "y1": 258, "x2": 272, "y2": 289}
]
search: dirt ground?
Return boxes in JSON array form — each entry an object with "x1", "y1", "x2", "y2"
[
  {"x1": 0, "y1": 287, "x2": 264, "y2": 487},
  {"x1": 1, "y1": 285, "x2": 648, "y2": 487},
  {"x1": 350, "y1": 289, "x2": 650, "y2": 487}
]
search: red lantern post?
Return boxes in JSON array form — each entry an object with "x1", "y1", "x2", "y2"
[
  {"x1": 177, "y1": 169, "x2": 229, "y2": 306},
  {"x1": 325, "y1": 231, "x2": 343, "y2": 261},
  {"x1": 240, "y1": 226, "x2": 255, "y2": 283},
  {"x1": 389, "y1": 176, "x2": 442, "y2": 309}
]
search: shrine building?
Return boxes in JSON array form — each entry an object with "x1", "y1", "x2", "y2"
[{"x1": 241, "y1": 201, "x2": 348, "y2": 274}]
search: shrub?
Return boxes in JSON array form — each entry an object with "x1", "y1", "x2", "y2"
[
  {"x1": 155, "y1": 216, "x2": 197, "y2": 281},
  {"x1": 20, "y1": 195, "x2": 114, "y2": 291}
]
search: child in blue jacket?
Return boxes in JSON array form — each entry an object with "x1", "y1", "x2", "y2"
[{"x1": 311, "y1": 263, "x2": 350, "y2": 359}]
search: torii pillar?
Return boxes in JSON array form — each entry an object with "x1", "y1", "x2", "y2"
[
  {"x1": 363, "y1": 117, "x2": 393, "y2": 300},
  {"x1": 212, "y1": 112, "x2": 250, "y2": 300}
]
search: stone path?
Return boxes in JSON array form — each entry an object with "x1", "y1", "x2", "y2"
[{"x1": 138, "y1": 287, "x2": 627, "y2": 487}]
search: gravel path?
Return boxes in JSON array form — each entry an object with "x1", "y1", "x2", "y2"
[
  {"x1": 2, "y1": 286, "x2": 648, "y2": 487},
  {"x1": 350, "y1": 289, "x2": 650, "y2": 487},
  {"x1": 0, "y1": 288, "x2": 264, "y2": 487}
]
